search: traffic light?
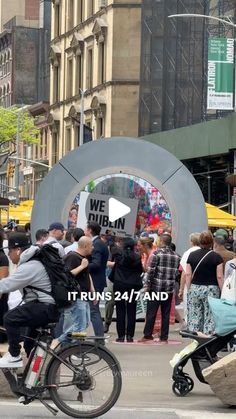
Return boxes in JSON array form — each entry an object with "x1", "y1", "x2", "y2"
[{"x1": 7, "y1": 163, "x2": 15, "y2": 178}]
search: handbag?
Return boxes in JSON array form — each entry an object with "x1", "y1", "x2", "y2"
[
  {"x1": 221, "y1": 263, "x2": 236, "y2": 303},
  {"x1": 191, "y1": 250, "x2": 213, "y2": 280},
  {"x1": 208, "y1": 297, "x2": 236, "y2": 336}
]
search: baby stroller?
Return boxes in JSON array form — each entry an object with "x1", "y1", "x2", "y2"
[{"x1": 171, "y1": 328, "x2": 236, "y2": 397}]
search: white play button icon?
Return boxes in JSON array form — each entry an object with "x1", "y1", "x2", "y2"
[{"x1": 108, "y1": 197, "x2": 131, "y2": 222}]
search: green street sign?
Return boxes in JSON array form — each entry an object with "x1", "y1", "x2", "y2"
[{"x1": 207, "y1": 38, "x2": 234, "y2": 110}]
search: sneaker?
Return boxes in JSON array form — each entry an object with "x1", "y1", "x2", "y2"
[
  {"x1": 0, "y1": 352, "x2": 23, "y2": 368},
  {"x1": 126, "y1": 336, "x2": 134, "y2": 343}
]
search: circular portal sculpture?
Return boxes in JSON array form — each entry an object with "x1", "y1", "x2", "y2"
[{"x1": 31, "y1": 137, "x2": 207, "y2": 254}]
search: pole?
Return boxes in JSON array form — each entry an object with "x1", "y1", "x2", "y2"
[
  {"x1": 15, "y1": 111, "x2": 20, "y2": 205},
  {"x1": 0, "y1": 182, "x2": 17, "y2": 190},
  {"x1": 9, "y1": 156, "x2": 51, "y2": 169},
  {"x1": 168, "y1": 14, "x2": 236, "y2": 29},
  {"x1": 79, "y1": 89, "x2": 84, "y2": 146}
]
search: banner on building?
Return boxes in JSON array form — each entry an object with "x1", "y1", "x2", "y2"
[
  {"x1": 77, "y1": 191, "x2": 139, "y2": 237},
  {"x1": 207, "y1": 38, "x2": 234, "y2": 110}
]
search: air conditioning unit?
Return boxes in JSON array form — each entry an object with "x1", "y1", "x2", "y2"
[{"x1": 99, "y1": 0, "x2": 107, "y2": 9}]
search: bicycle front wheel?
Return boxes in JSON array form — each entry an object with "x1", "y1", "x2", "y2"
[{"x1": 46, "y1": 342, "x2": 122, "y2": 418}]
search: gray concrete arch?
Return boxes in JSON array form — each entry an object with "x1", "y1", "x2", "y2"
[{"x1": 31, "y1": 137, "x2": 208, "y2": 254}]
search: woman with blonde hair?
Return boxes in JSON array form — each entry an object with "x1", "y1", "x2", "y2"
[{"x1": 138, "y1": 236, "x2": 155, "y2": 271}]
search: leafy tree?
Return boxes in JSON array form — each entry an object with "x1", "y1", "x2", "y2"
[{"x1": 0, "y1": 106, "x2": 39, "y2": 154}]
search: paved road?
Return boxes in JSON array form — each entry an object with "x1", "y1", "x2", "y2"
[
  {"x1": 0, "y1": 323, "x2": 235, "y2": 418},
  {"x1": 0, "y1": 401, "x2": 236, "y2": 419}
]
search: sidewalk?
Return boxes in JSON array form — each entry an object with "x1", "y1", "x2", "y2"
[{"x1": 0, "y1": 322, "x2": 232, "y2": 415}]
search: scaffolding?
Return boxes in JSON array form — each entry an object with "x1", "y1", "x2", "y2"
[{"x1": 139, "y1": 0, "x2": 236, "y2": 136}]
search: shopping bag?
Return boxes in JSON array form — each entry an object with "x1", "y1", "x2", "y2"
[
  {"x1": 208, "y1": 297, "x2": 236, "y2": 336},
  {"x1": 221, "y1": 263, "x2": 236, "y2": 303}
]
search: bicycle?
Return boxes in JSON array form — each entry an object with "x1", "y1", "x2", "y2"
[{"x1": 0, "y1": 324, "x2": 122, "y2": 418}]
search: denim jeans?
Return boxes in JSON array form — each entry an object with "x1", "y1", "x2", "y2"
[
  {"x1": 89, "y1": 300, "x2": 104, "y2": 337},
  {"x1": 58, "y1": 299, "x2": 90, "y2": 344}
]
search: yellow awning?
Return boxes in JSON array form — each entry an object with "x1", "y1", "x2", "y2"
[
  {"x1": 206, "y1": 203, "x2": 236, "y2": 228},
  {"x1": 0, "y1": 200, "x2": 33, "y2": 225}
]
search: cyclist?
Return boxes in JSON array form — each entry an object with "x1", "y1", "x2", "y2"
[{"x1": 0, "y1": 232, "x2": 59, "y2": 368}]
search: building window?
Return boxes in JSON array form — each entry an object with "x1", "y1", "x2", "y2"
[
  {"x1": 83, "y1": 120, "x2": 93, "y2": 143},
  {"x1": 87, "y1": 0, "x2": 95, "y2": 18},
  {"x1": 3, "y1": 85, "x2": 6, "y2": 107},
  {"x1": 53, "y1": 66, "x2": 60, "y2": 103},
  {"x1": 54, "y1": 4, "x2": 61, "y2": 37},
  {"x1": 0, "y1": 55, "x2": 2, "y2": 78},
  {"x1": 52, "y1": 132, "x2": 59, "y2": 165},
  {"x1": 97, "y1": 117, "x2": 104, "y2": 138},
  {"x1": 65, "y1": 127, "x2": 71, "y2": 154},
  {"x1": 26, "y1": 145, "x2": 32, "y2": 166},
  {"x1": 42, "y1": 130, "x2": 47, "y2": 160},
  {"x1": 24, "y1": 175, "x2": 33, "y2": 200},
  {"x1": 98, "y1": 41, "x2": 105, "y2": 84},
  {"x1": 67, "y1": 57, "x2": 73, "y2": 98},
  {"x1": 67, "y1": 0, "x2": 74, "y2": 30},
  {"x1": 75, "y1": 54, "x2": 83, "y2": 93},
  {"x1": 86, "y1": 48, "x2": 93, "y2": 90},
  {"x1": 5, "y1": 50, "x2": 11, "y2": 74},
  {"x1": 6, "y1": 84, "x2": 10, "y2": 108},
  {"x1": 2, "y1": 53, "x2": 6, "y2": 77},
  {"x1": 77, "y1": 0, "x2": 84, "y2": 24},
  {"x1": 39, "y1": 132, "x2": 43, "y2": 159}
]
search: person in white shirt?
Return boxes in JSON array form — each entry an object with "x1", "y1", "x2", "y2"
[
  {"x1": 178, "y1": 232, "x2": 201, "y2": 323},
  {"x1": 44, "y1": 222, "x2": 65, "y2": 258},
  {"x1": 65, "y1": 228, "x2": 84, "y2": 254}
]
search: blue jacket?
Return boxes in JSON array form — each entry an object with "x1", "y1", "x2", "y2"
[{"x1": 89, "y1": 237, "x2": 109, "y2": 292}]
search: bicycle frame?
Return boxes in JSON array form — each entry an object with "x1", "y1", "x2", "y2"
[
  {"x1": 0, "y1": 326, "x2": 108, "y2": 399},
  {"x1": 0, "y1": 327, "x2": 122, "y2": 417}
]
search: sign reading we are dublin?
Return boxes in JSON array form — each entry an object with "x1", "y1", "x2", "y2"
[{"x1": 207, "y1": 37, "x2": 234, "y2": 110}]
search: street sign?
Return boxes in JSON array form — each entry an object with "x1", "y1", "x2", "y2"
[{"x1": 207, "y1": 37, "x2": 234, "y2": 110}]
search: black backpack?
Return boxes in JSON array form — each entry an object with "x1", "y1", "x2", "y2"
[{"x1": 25, "y1": 244, "x2": 80, "y2": 309}]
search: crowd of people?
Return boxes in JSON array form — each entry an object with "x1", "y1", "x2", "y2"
[{"x1": 0, "y1": 220, "x2": 234, "y2": 367}]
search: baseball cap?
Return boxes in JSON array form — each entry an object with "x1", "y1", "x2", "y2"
[
  {"x1": 8, "y1": 233, "x2": 31, "y2": 249},
  {"x1": 48, "y1": 222, "x2": 65, "y2": 232},
  {"x1": 213, "y1": 229, "x2": 228, "y2": 239}
]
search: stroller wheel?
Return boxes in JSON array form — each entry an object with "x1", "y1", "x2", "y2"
[
  {"x1": 184, "y1": 375, "x2": 194, "y2": 391},
  {"x1": 172, "y1": 378, "x2": 190, "y2": 397}
]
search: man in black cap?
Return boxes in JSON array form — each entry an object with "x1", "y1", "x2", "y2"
[
  {"x1": 0, "y1": 233, "x2": 59, "y2": 368},
  {"x1": 44, "y1": 222, "x2": 65, "y2": 258}
]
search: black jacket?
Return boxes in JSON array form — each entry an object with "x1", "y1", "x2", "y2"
[
  {"x1": 88, "y1": 237, "x2": 109, "y2": 292},
  {"x1": 113, "y1": 249, "x2": 143, "y2": 291}
]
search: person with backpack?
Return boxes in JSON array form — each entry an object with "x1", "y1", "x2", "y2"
[
  {"x1": 58, "y1": 236, "x2": 95, "y2": 345},
  {"x1": 0, "y1": 233, "x2": 60, "y2": 368}
]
